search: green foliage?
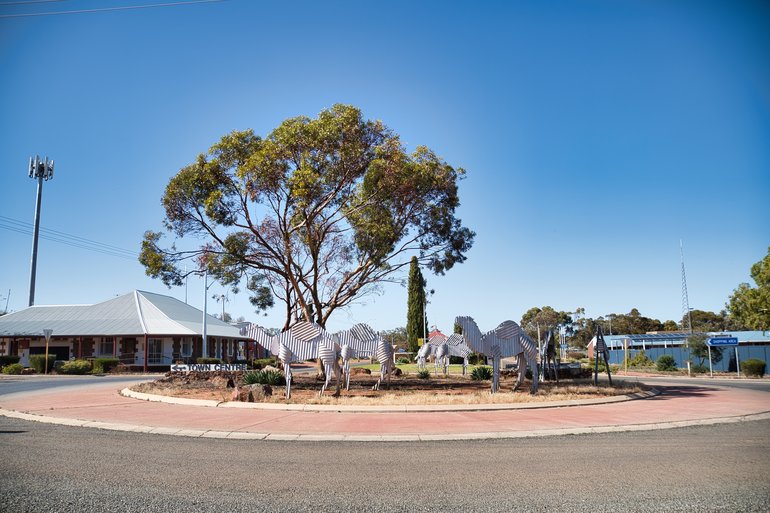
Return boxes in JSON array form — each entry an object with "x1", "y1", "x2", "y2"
[
  {"x1": 91, "y1": 358, "x2": 120, "y2": 374},
  {"x1": 686, "y1": 335, "x2": 722, "y2": 366},
  {"x1": 417, "y1": 369, "x2": 431, "y2": 379},
  {"x1": 520, "y1": 306, "x2": 572, "y2": 341},
  {"x1": 29, "y1": 355, "x2": 56, "y2": 373},
  {"x1": 141, "y1": 105, "x2": 474, "y2": 330},
  {"x1": 397, "y1": 357, "x2": 410, "y2": 365},
  {"x1": 0, "y1": 355, "x2": 20, "y2": 369},
  {"x1": 243, "y1": 369, "x2": 285, "y2": 386},
  {"x1": 741, "y1": 359, "x2": 765, "y2": 378},
  {"x1": 2, "y1": 363, "x2": 23, "y2": 375},
  {"x1": 197, "y1": 357, "x2": 223, "y2": 364},
  {"x1": 628, "y1": 350, "x2": 654, "y2": 368},
  {"x1": 690, "y1": 363, "x2": 708, "y2": 374},
  {"x1": 381, "y1": 327, "x2": 407, "y2": 352},
  {"x1": 683, "y1": 310, "x2": 728, "y2": 332},
  {"x1": 566, "y1": 351, "x2": 586, "y2": 361},
  {"x1": 471, "y1": 366, "x2": 492, "y2": 381},
  {"x1": 406, "y1": 257, "x2": 428, "y2": 353},
  {"x1": 727, "y1": 246, "x2": 770, "y2": 330},
  {"x1": 58, "y1": 359, "x2": 92, "y2": 375},
  {"x1": 656, "y1": 354, "x2": 678, "y2": 372},
  {"x1": 250, "y1": 358, "x2": 277, "y2": 369}
]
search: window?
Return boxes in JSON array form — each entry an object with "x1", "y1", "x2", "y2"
[
  {"x1": 148, "y1": 338, "x2": 163, "y2": 364},
  {"x1": 100, "y1": 337, "x2": 114, "y2": 356},
  {"x1": 181, "y1": 338, "x2": 192, "y2": 357},
  {"x1": 227, "y1": 339, "x2": 233, "y2": 357}
]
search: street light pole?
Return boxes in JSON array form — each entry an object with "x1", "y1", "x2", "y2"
[{"x1": 27, "y1": 156, "x2": 54, "y2": 307}]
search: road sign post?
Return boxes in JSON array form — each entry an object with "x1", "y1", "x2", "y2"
[
  {"x1": 707, "y1": 337, "x2": 739, "y2": 377},
  {"x1": 43, "y1": 329, "x2": 53, "y2": 375}
]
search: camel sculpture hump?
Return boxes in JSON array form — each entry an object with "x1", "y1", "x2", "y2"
[{"x1": 494, "y1": 320, "x2": 521, "y2": 340}]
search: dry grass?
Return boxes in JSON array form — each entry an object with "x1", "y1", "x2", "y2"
[{"x1": 132, "y1": 373, "x2": 645, "y2": 406}]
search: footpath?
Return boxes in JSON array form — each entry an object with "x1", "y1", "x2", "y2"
[{"x1": 1, "y1": 376, "x2": 769, "y2": 441}]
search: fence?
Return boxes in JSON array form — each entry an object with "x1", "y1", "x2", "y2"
[{"x1": 608, "y1": 345, "x2": 770, "y2": 372}]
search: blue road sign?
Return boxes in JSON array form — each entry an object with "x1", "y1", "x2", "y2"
[{"x1": 707, "y1": 337, "x2": 738, "y2": 347}]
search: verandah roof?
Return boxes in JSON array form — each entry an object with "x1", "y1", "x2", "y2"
[{"x1": 0, "y1": 290, "x2": 248, "y2": 339}]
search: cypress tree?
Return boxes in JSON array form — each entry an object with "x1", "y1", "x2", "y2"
[{"x1": 406, "y1": 256, "x2": 427, "y2": 353}]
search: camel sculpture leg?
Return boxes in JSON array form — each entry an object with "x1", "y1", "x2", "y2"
[
  {"x1": 529, "y1": 357, "x2": 539, "y2": 394},
  {"x1": 492, "y1": 356, "x2": 500, "y2": 393},
  {"x1": 319, "y1": 359, "x2": 342, "y2": 397},
  {"x1": 284, "y1": 363, "x2": 292, "y2": 399},
  {"x1": 513, "y1": 353, "x2": 526, "y2": 391}
]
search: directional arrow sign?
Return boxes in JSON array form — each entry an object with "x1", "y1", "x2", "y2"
[{"x1": 707, "y1": 337, "x2": 738, "y2": 347}]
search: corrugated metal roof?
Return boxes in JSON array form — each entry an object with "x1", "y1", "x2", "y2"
[{"x1": 0, "y1": 290, "x2": 247, "y2": 339}]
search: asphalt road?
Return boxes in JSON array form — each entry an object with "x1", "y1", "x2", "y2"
[
  {"x1": 0, "y1": 375, "x2": 150, "y2": 398},
  {"x1": 1, "y1": 414, "x2": 768, "y2": 513}
]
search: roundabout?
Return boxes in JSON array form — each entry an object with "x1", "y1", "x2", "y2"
[{"x1": 1, "y1": 374, "x2": 768, "y2": 441}]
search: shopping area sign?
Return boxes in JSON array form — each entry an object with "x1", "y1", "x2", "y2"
[{"x1": 707, "y1": 337, "x2": 738, "y2": 347}]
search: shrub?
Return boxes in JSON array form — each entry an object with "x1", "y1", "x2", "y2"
[
  {"x1": 742, "y1": 359, "x2": 766, "y2": 378},
  {"x1": 397, "y1": 357, "x2": 410, "y2": 365},
  {"x1": 690, "y1": 363, "x2": 708, "y2": 374},
  {"x1": 243, "y1": 369, "x2": 285, "y2": 386},
  {"x1": 417, "y1": 369, "x2": 430, "y2": 379},
  {"x1": 656, "y1": 354, "x2": 677, "y2": 372},
  {"x1": 3, "y1": 363, "x2": 24, "y2": 374},
  {"x1": 91, "y1": 358, "x2": 120, "y2": 374},
  {"x1": 196, "y1": 357, "x2": 222, "y2": 364},
  {"x1": 58, "y1": 359, "x2": 92, "y2": 375},
  {"x1": 628, "y1": 351, "x2": 654, "y2": 368},
  {"x1": 250, "y1": 358, "x2": 277, "y2": 369},
  {"x1": 29, "y1": 355, "x2": 56, "y2": 373},
  {"x1": 566, "y1": 351, "x2": 586, "y2": 361},
  {"x1": 2, "y1": 363, "x2": 23, "y2": 375},
  {"x1": 467, "y1": 353, "x2": 482, "y2": 365},
  {"x1": 471, "y1": 366, "x2": 492, "y2": 381},
  {"x1": 0, "y1": 355, "x2": 21, "y2": 369}
]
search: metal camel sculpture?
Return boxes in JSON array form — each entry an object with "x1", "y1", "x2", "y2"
[
  {"x1": 455, "y1": 316, "x2": 539, "y2": 393},
  {"x1": 539, "y1": 329, "x2": 559, "y2": 383}
]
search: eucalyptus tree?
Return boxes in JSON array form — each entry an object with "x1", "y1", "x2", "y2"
[
  {"x1": 727, "y1": 246, "x2": 770, "y2": 330},
  {"x1": 140, "y1": 104, "x2": 474, "y2": 330}
]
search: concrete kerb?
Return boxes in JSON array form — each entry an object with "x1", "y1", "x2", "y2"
[
  {"x1": 119, "y1": 387, "x2": 661, "y2": 413},
  {"x1": 2, "y1": 406, "x2": 769, "y2": 442}
]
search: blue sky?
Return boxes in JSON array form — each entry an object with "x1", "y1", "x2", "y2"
[{"x1": 1, "y1": 0, "x2": 768, "y2": 334}]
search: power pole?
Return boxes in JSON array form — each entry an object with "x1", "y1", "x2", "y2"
[{"x1": 28, "y1": 156, "x2": 55, "y2": 307}]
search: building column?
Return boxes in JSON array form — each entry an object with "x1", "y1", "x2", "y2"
[{"x1": 143, "y1": 334, "x2": 148, "y2": 373}]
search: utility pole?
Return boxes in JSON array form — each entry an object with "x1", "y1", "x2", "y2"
[{"x1": 27, "y1": 156, "x2": 55, "y2": 306}]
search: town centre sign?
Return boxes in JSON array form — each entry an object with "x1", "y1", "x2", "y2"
[{"x1": 170, "y1": 364, "x2": 248, "y2": 372}]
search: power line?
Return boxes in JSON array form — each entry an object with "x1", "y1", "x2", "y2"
[
  {"x1": 0, "y1": 1, "x2": 67, "y2": 6},
  {"x1": 0, "y1": 215, "x2": 138, "y2": 261},
  {"x1": 0, "y1": 0, "x2": 224, "y2": 18}
]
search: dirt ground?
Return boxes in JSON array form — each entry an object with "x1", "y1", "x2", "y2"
[{"x1": 132, "y1": 370, "x2": 645, "y2": 405}]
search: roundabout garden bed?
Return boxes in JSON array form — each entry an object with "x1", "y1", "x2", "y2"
[{"x1": 130, "y1": 368, "x2": 647, "y2": 406}]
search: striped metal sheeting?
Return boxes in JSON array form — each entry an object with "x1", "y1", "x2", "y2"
[
  {"x1": 455, "y1": 316, "x2": 536, "y2": 360},
  {"x1": 240, "y1": 323, "x2": 278, "y2": 355},
  {"x1": 445, "y1": 333, "x2": 473, "y2": 358}
]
